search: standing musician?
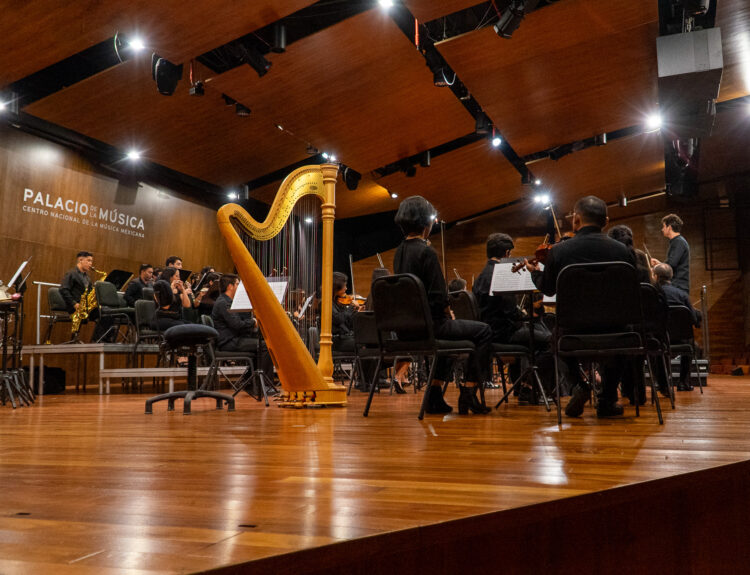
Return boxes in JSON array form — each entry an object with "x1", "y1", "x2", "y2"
[
  {"x1": 393, "y1": 196, "x2": 493, "y2": 415},
  {"x1": 124, "y1": 264, "x2": 154, "y2": 307},
  {"x1": 59, "y1": 250, "x2": 110, "y2": 341},
  {"x1": 524, "y1": 195, "x2": 636, "y2": 418},
  {"x1": 650, "y1": 213, "x2": 690, "y2": 295}
]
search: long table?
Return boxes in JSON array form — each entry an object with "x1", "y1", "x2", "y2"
[{"x1": 22, "y1": 343, "x2": 161, "y2": 395}]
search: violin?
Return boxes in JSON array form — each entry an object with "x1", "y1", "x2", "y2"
[
  {"x1": 510, "y1": 236, "x2": 554, "y2": 273},
  {"x1": 337, "y1": 293, "x2": 366, "y2": 307}
]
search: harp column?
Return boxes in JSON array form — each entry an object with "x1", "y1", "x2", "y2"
[{"x1": 317, "y1": 163, "x2": 338, "y2": 384}]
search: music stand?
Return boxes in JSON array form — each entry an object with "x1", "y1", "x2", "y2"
[
  {"x1": 105, "y1": 270, "x2": 134, "y2": 290},
  {"x1": 489, "y1": 261, "x2": 551, "y2": 410},
  {"x1": 178, "y1": 269, "x2": 192, "y2": 283}
]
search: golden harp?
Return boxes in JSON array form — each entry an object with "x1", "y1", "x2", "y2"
[{"x1": 216, "y1": 163, "x2": 346, "y2": 406}]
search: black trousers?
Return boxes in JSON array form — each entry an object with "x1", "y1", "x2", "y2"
[
  {"x1": 220, "y1": 337, "x2": 274, "y2": 374},
  {"x1": 434, "y1": 319, "x2": 493, "y2": 383}
]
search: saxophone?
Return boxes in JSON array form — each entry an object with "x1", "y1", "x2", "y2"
[{"x1": 70, "y1": 268, "x2": 108, "y2": 334}]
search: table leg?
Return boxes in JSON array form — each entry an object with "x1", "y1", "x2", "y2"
[
  {"x1": 38, "y1": 353, "x2": 44, "y2": 396},
  {"x1": 169, "y1": 377, "x2": 174, "y2": 393},
  {"x1": 99, "y1": 352, "x2": 105, "y2": 395},
  {"x1": 29, "y1": 353, "x2": 35, "y2": 395}
]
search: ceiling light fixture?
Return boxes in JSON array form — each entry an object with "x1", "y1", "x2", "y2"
[
  {"x1": 378, "y1": 0, "x2": 394, "y2": 8},
  {"x1": 241, "y1": 44, "x2": 272, "y2": 78},
  {"x1": 235, "y1": 103, "x2": 251, "y2": 117},
  {"x1": 151, "y1": 53, "x2": 183, "y2": 96},
  {"x1": 475, "y1": 111, "x2": 491, "y2": 135},
  {"x1": 391, "y1": 192, "x2": 398, "y2": 199},
  {"x1": 645, "y1": 112, "x2": 662, "y2": 131},
  {"x1": 128, "y1": 37, "x2": 146, "y2": 51},
  {"x1": 534, "y1": 179, "x2": 542, "y2": 186},
  {"x1": 534, "y1": 194, "x2": 550, "y2": 204},
  {"x1": 491, "y1": 135, "x2": 502, "y2": 147},
  {"x1": 494, "y1": 0, "x2": 530, "y2": 39},
  {"x1": 126, "y1": 149, "x2": 141, "y2": 161},
  {"x1": 228, "y1": 191, "x2": 238, "y2": 200}
]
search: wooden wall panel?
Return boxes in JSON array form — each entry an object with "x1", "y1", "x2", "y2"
[
  {"x1": 0, "y1": 126, "x2": 233, "y2": 346},
  {"x1": 403, "y1": 0, "x2": 487, "y2": 23},
  {"x1": 716, "y1": 0, "x2": 750, "y2": 102}
]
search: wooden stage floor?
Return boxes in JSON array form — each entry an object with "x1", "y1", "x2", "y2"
[{"x1": 2, "y1": 375, "x2": 750, "y2": 574}]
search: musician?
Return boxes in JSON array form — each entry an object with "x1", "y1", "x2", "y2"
[
  {"x1": 393, "y1": 196, "x2": 493, "y2": 415},
  {"x1": 653, "y1": 263, "x2": 701, "y2": 391},
  {"x1": 152, "y1": 269, "x2": 191, "y2": 331},
  {"x1": 650, "y1": 213, "x2": 690, "y2": 294},
  {"x1": 525, "y1": 195, "x2": 636, "y2": 418},
  {"x1": 211, "y1": 274, "x2": 259, "y2": 351},
  {"x1": 123, "y1": 264, "x2": 154, "y2": 307},
  {"x1": 165, "y1": 255, "x2": 183, "y2": 269},
  {"x1": 447, "y1": 278, "x2": 467, "y2": 292},
  {"x1": 59, "y1": 250, "x2": 110, "y2": 341},
  {"x1": 608, "y1": 225, "x2": 652, "y2": 284},
  {"x1": 193, "y1": 266, "x2": 220, "y2": 316},
  {"x1": 332, "y1": 271, "x2": 359, "y2": 353}
]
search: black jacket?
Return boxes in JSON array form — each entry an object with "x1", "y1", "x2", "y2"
[
  {"x1": 531, "y1": 226, "x2": 636, "y2": 296},
  {"x1": 472, "y1": 259, "x2": 523, "y2": 343},
  {"x1": 59, "y1": 268, "x2": 90, "y2": 314},
  {"x1": 662, "y1": 283, "x2": 700, "y2": 326},
  {"x1": 124, "y1": 278, "x2": 150, "y2": 307},
  {"x1": 211, "y1": 293, "x2": 257, "y2": 348},
  {"x1": 393, "y1": 238, "x2": 449, "y2": 327}
]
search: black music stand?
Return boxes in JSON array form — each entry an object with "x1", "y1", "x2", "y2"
[{"x1": 491, "y1": 262, "x2": 551, "y2": 411}]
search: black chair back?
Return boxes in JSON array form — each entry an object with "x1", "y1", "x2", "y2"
[
  {"x1": 448, "y1": 290, "x2": 479, "y2": 321},
  {"x1": 95, "y1": 281, "x2": 122, "y2": 309},
  {"x1": 135, "y1": 300, "x2": 157, "y2": 332},
  {"x1": 371, "y1": 274, "x2": 434, "y2": 346},
  {"x1": 47, "y1": 287, "x2": 68, "y2": 313},
  {"x1": 142, "y1": 287, "x2": 155, "y2": 302},
  {"x1": 556, "y1": 262, "x2": 641, "y2": 334},
  {"x1": 353, "y1": 311, "x2": 379, "y2": 348},
  {"x1": 200, "y1": 315, "x2": 215, "y2": 328},
  {"x1": 640, "y1": 283, "x2": 669, "y2": 339},
  {"x1": 668, "y1": 306, "x2": 696, "y2": 341}
]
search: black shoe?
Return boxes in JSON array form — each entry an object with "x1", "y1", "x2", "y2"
[
  {"x1": 518, "y1": 386, "x2": 536, "y2": 405},
  {"x1": 458, "y1": 386, "x2": 491, "y2": 415},
  {"x1": 677, "y1": 381, "x2": 693, "y2": 391},
  {"x1": 596, "y1": 401, "x2": 624, "y2": 418},
  {"x1": 393, "y1": 380, "x2": 407, "y2": 394},
  {"x1": 565, "y1": 383, "x2": 590, "y2": 417},
  {"x1": 425, "y1": 386, "x2": 453, "y2": 414}
]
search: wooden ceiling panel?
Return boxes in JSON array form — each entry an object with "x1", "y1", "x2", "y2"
[
  {"x1": 716, "y1": 0, "x2": 750, "y2": 101},
  {"x1": 438, "y1": 0, "x2": 659, "y2": 156},
  {"x1": 25, "y1": 58, "x2": 308, "y2": 188},
  {"x1": 402, "y1": 1, "x2": 487, "y2": 23},
  {"x1": 530, "y1": 131, "x2": 665, "y2": 212},
  {"x1": 375, "y1": 140, "x2": 524, "y2": 222},
  {"x1": 0, "y1": 1, "x2": 315, "y2": 85},
  {"x1": 210, "y1": 10, "x2": 475, "y2": 175}
]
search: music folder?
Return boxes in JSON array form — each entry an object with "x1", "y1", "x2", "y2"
[
  {"x1": 105, "y1": 270, "x2": 134, "y2": 290},
  {"x1": 8, "y1": 259, "x2": 30, "y2": 288},
  {"x1": 489, "y1": 260, "x2": 539, "y2": 294},
  {"x1": 231, "y1": 277, "x2": 288, "y2": 312}
]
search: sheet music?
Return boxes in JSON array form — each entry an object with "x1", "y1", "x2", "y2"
[
  {"x1": 297, "y1": 294, "x2": 315, "y2": 318},
  {"x1": 489, "y1": 262, "x2": 538, "y2": 294},
  {"x1": 8, "y1": 260, "x2": 29, "y2": 288},
  {"x1": 231, "y1": 278, "x2": 288, "y2": 311}
]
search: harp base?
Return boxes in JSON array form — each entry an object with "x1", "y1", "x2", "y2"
[{"x1": 278, "y1": 388, "x2": 347, "y2": 407}]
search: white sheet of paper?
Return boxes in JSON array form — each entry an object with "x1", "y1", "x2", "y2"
[
  {"x1": 231, "y1": 278, "x2": 288, "y2": 311},
  {"x1": 8, "y1": 260, "x2": 29, "y2": 288},
  {"x1": 489, "y1": 262, "x2": 538, "y2": 294},
  {"x1": 297, "y1": 294, "x2": 315, "y2": 318}
]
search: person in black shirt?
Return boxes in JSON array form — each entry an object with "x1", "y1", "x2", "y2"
[
  {"x1": 393, "y1": 196, "x2": 492, "y2": 415},
  {"x1": 650, "y1": 213, "x2": 690, "y2": 294},
  {"x1": 524, "y1": 196, "x2": 636, "y2": 418},
  {"x1": 123, "y1": 264, "x2": 154, "y2": 307},
  {"x1": 331, "y1": 271, "x2": 359, "y2": 353},
  {"x1": 211, "y1": 274, "x2": 258, "y2": 352},
  {"x1": 608, "y1": 225, "x2": 652, "y2": 284},
  {"x1": 653, "y1": 263, "x2": 701, "y2": 391},
  {"x1": 152, "y1": 270, "x2": 190, "y2": 331},
  {"x1": 59, "y1": 250, "x2": 111, "y2": 341}
]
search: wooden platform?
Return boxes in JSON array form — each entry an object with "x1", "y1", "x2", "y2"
[{"x1": 2, "y1": 376, "x2": 750, "y2": 574}]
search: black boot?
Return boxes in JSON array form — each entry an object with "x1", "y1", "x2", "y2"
[
  {"x1": 426, "y1": 385, "x2": 452, "y2": 414},
  {"x1": 458, "y1": 386, "x2": 491, "y2": 415}
]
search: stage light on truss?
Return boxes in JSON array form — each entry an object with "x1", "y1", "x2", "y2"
[
  {"x1": 0, "y1": 101, "x2": 5, "y2": 111},
  {"x1": 534, "y1": 178, "x2": 542, "y2": 186},
  {"x1": 534, "y1": 193, "x2": 550, "y2": 204},
  {"x1": 227, "y1": 190, "x2": 238, "y2": 200},
  {"x1": 235, "y1": 103, "x2": 251, "y2": 116},
  {"x1": 378, "y1": 0, "x2": 394, "y2": 8},
  {"x1": 305, "y1": 216, "x2": 314, "y2": 224},
  {"x1": 645, "y1": 112, "x2": 662, "y2": 132},
  {"x1": 475, "y1": 112, "x2": 491, "y2": 135},
  {"x1": 128, "y1": 37, "x2": 146, "y2": 52},
  {"x1": 343, "y1": 166, "x2": 361, "y2": 191},
  {"x1": 491, "y1": 136, "x2": 502, "y2": 147},
  {"x1": 151, "y1": 53, "x2": 183, "y2": 96},
  {"x1": 390, "y1": 192, "x2": 398, "y2": 199},
  {"x1": 494, "y1": 1, "x2": 527, "y2": 39},
  {"x1": 126, "y1": 149, "x2": 141, "y2": 161},
  {"x1": 322, "y1": 152, "x2": 329, "y2": 159},
  {"x1": 241, "y1": 44, "x2": 272, "y2": 77}
]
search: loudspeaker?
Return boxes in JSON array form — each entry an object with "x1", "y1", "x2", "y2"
[{"x1": 151, "y1": 53, "x2": 183, "y2": 96}]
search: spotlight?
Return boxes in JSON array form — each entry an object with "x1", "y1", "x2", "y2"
[
  {"x1": 378, "y1": 0, "x2": 394, "y2": 7},
  {"x1": 305, "y1": 217, "x2": 314, "y2": 224},
  {"x1": 228, "y1": 191, "x2": 238, "y2": 200},
  {"x1": 521, "y1": 172, "x2": 532, "y2": 185},
  {"x1": 322, "y1": 152, "x2": 329, "y2": 160},
  {"x1": 329, "y1": 154, "x2": 337, "y2": 162},
  {"x1": 275, "y1": 124, "x2": 284, "y2": 131},
  {"x1": 151, "y1": 53, "x2": 183, "y2": 96},
  {"x1": 0, "y1": 101, "x2": 5, "y2": 111},
  {"x1": 494, "y1": 1, "x2": 527, "y2": 39},
  {"x1": 420, "y1": 151, "x2": 431, "y2": 168},
  {"x1": 594, "y1": 133, "x2": 607, "y2": 146},
  {"x1": 235, "y1": 103, "x2": 251, "y2": 117},
  {"x1": 240, "y1": 44, "x2": 272, "y2": 77},
  {"x1": 425, "y1": 50, "x2": 452, "y2": 87},
  {"x1": 645, "y1": 112, "x2": 662, "y2": 131},
  {"x1": 534, "y1": 179, "x2": 542, "y2": 186},
  {"x1": 619, "y1": 195, "x2": 628, "y2": 207},
  {"x1": 433, "y1": 68, "x2": 453, "y2": 87},
  {"x1": 391, "y1": 192, "x2": 398, "y2": 199},
  {"x1": 126, "y1": 149, "x2": 141, "y2": 161},
  {"x1": 491, "y1": 136, "x2": 502, "y2": 147},
  {"x1": 222, "y1": 94, "x2": 236, "y2": 106},
  {"x1": 128, "y1": 37, "x2": 146, "y2": 52},
  {"x1": 343, "y1": 166, "x2": 361, "y2": 191},
  {"x1": 475, "y1": 112, "x2": 491, "y2": 135},
  {"x1": 534, "y1": 194, "x2": 550, "y2": 204}
]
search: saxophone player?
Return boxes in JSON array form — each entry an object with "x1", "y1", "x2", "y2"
[{"x1": 59, "y1": 251, "x2": 111, "y2": 342}]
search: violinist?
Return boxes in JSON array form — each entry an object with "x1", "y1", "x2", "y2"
[{"x1": 332, "y1": 272, "x2": 359, "y2": 354}]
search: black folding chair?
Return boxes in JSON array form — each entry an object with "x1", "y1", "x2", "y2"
[
  {"x1": 668, "y1": 305, "x2": 705, "y2": 394},
  {"x1": 364, "y1": 274, "x2": 475, "y2": 420},
  {"x1": 95, "y1": 281, "x2": 134, "y2": 342},
  {"x1": 640, "y1": 283, "x2": 675, "y2": 409},
  {"x1": 44, "y1": 287, "x2": 72, "y2": 344},
  {"x1": 552, "y1": 262, "x2": 662, "y2": 425}
]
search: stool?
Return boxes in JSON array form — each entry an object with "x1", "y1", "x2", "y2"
[{"x1": 145, "y1": 324, "x2": 235, "y2": 415}]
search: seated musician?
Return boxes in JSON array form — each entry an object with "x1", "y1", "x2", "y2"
[
  {"x1": 393, "y1": 196, "x2": 493, "y2": 415},
  {"x1": 59, "y1": 250, "x2": 110, "y2": 341},
  {"x1": 124, "y1": 264, "x2": 154, "y2": 307},
  {"x1": 608, "y1": 225, "x2": 652, "y2": 283},
  {"x1": 152, "y1": 273, "x2": 190, "y2": 331},
  {"x1": 524, "y1": 195, "x2": 636, "y2": 418},
  {"x1": 165, "y1": 255, "x2": 183, "y2": 269},
  {"x1": 653, "y1": 263, "x2": 701, "y2": 391},
  {"x1": 472, "y1": 233, "x2": 552, "y2": 402},
  {"x1": 332, "y1": 272, "x2": 360, "y2": 353},
  {"x1": 194, "y1": 266, "x2": 220, "y2": 316},
  {"x1": 447, "y1": 278, "x2": 467, "y2": 292},
  {"x1": 211, "y1": 274, "x2": 259, "y2": 352}
]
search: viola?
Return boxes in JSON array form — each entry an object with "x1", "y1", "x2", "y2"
[
  {"x1": 510, "y1": 240, "x2": 554, "y2": 273},
  {"x1": 337, "y1": 294, "x2": 366, "y2": 307}
]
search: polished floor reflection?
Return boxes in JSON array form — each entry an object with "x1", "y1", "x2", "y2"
[{"x1": 1, "y1": 375, "x2": 749, "y2": 573}]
